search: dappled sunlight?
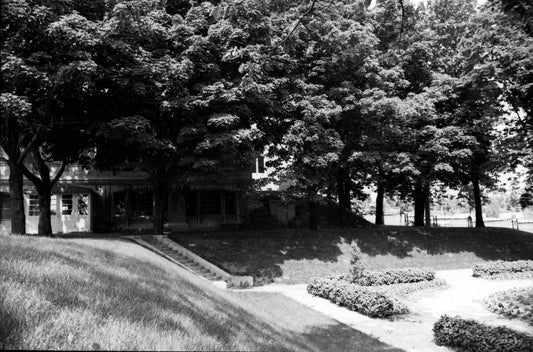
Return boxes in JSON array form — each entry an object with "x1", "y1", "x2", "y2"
[{"x1": 173, "y1": 227, "x2": 533, "y2": 284}]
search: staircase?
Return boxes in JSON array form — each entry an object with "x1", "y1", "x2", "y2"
[
  {"x1": 130, "y1": 236, "x2": 253, "y2": 289},
  {"x1": 140, "y1": 236, "x2": 224, "y2": 282}
]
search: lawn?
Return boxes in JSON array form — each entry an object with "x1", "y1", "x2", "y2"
[
  {"x1": 170, "y1": 226, "x2": 533, "y2": 285},
  {"x1": 0, "y1": 233, "x2": 398, "y2": 351}
]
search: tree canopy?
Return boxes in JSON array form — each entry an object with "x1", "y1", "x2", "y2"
[{"x1": 2, "y1": 0, "x2": 531, "y2": 233}]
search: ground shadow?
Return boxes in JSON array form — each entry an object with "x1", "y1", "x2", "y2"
[
  {"x1": 170, "y1": 226, "x2": 533, "y2": 285},
  {"x1": 1, "y1": 238, "x2": 400, "y2": 351}
]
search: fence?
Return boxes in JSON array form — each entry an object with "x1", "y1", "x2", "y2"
[{"x1": 384, "y1": 213, "x2": 533, "y2": 231}]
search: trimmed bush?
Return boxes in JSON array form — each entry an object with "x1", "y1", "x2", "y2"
[
  {"x1": 433, "y1": 315, "x2": 533, "y2": 352},
  {"x1": 484, "y1": 287, "x2": 533, "y2": 325},
  {"x1": 349, "y1": 241, "x2": 364, "y2": 279},
  {"x1": 472, "y1": 260, "x2": 533, "y2": 279},
  {"x1": 374, "y1": 278, "x2": 447, "y2": 297},
  {"x1": 352, "y1": 268, "x2": 435, "y2": 286},
  {"x1": 307, "y1": 277, "x2": 403, "y2": 317}
]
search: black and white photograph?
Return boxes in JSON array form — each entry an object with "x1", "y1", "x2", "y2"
[{"x1": 1, "y1": 0, "x2": 532, "y2": 350}]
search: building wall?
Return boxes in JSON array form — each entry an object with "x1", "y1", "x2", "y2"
[{"x1": 0, "y1": 158, "x2": 255, "y2": 233}]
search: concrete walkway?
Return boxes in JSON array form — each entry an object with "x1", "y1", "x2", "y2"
[{"x1": 239, "y1": 269, "x2": 533, "y2": 352}]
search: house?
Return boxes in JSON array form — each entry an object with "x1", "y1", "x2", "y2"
[{"x1": 0, "y1": 148, "x2": 261, "y2": 234}]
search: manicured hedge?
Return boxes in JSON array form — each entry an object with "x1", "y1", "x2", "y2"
[
  {"x1": 484, "y1": 287, "x2": 533, "y2": 324},
  {"x1": 352, "y1": 268, "x2": 435, "y2": 286},
  {"x1": 307, "y1": 277, "x2": 404, "y2": 317},
  {"x1": 472, "y1": 260, "x2": 533, "y2": 279},
  {"x1": 375, "y1": 278, "x2": 447, "y2": 297},
  {"x1": 433, "y1": 315, "x2": 533, "y2": 352}
]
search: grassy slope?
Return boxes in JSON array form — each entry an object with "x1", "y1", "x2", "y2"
[
  {"x1": 171, "y1": 226, "x2": 533, "y2": 285},
  {"x1": 0, "y1": 234, "x2": 399, "y2": 351}
]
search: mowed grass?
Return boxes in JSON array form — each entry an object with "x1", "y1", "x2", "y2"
[
  {"x1": 0, "y1": 234, "x2": 398, "y2": 351},
  {"x1": 171, "y1": 226, "x2": 533, "y2": 285}
]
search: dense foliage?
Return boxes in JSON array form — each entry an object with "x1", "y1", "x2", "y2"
[
  {"x1": 433, "y1": 315, "x2": 533, "y2": 352},
  {"x1": 472, "y1": 260, "x2": 533, "y2": 278},
  {"x1": 2, "y1": 0, "x2": 532, "y2": 234},
  {"x1": 483, "y1": 287, "x2": 533, "y2": 324},
  {"x1": 307, "y1": 276, "x2": 404, "y2": 317},
  {"x1": 351, "y1": 268, "x2": 435, "y2": 286}
]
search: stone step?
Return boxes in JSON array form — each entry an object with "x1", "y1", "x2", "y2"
[{"x1": 194, "y1": 268, "x2": 211, "y2": 275}]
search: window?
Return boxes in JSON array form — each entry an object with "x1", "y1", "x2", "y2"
[
  {"x1": 29, "y1": 195, "x2": 39, "y2": 216},
  {"x1": 185, "y1": 191, "x2": 197, "y2": 216},
  {"x1": 130, "y1": 190, "x2": 152, "y2": 218},
  {"x1": 62, "y1": 194, "x2": 73, "y2": 215},
  {"x1": 257, "y1": 156, "x2": 265, "y2": 173},
  {"x1": 112, "y1": 190, "x2": 152, "y2": 218},
  {"x1": 0, "y1": 193, "x2": 11, "y2": 220},
  {"x1": 225, "y1": 191, "x2": 236, "y2": 215},
  {"x1": 200, "y1": 191, "x2": 221, "y2": 215},
  {"x1": 113, "y1": 191, "x2": 126, "y2": 218},
  {"x1": 50, "y1": 195, "x2": 57, "y2": 216},
  {"x1": 78, "y1": 194, "x2": 88, "y2": 215}
]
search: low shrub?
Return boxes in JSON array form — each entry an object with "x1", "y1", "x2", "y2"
[
  {"x1": 472, "y1": 260, "x2": 533, "y2": 279},
  {"x1": 307, "y1": 277, "x2": 403, "y2": 317},
  {"x1": 349, "y1": 241, "x2": 365, "y2": 279},
  {"x1": 433, "y1": 315, "x2": 533, "y2": 352},
  {"x1": 352, "y1": 268, "x2": 435, "y2": 286},
  {"x1": 374, "y1": 278, "x2": 448, "y2": 297},
  {"x1": 484, "y1": 287, "x2": 533, "y2": 325}
]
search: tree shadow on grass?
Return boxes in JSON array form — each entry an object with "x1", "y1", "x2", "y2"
[
  {"x1": 170, "y1": 226, "x2": 533, "y2": 284},
  {"x1": 1, "y1": 238, "x2": 401, "y2": 351}
]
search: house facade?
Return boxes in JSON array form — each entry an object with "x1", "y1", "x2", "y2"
[{"x1": 0, "y1": 149, "x2": 260, "y2": 234}]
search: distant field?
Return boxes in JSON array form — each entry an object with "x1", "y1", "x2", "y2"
[
  {"x1": 171, "y1": 226, "x2": 533, "y2": 285},
  {"x1": 0, "y1": 234, "x2": 397, "y2": 351}
]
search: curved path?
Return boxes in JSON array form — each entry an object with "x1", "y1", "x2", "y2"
[{"x1": 239, "y1": 269, "x2": 533, "y2": 352}]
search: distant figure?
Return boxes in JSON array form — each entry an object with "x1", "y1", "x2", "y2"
[{"x1": 467, "y1": 215, "x2": 473, "y2": 228}]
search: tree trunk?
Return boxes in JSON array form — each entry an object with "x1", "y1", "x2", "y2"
[
  {"x1": 375, "y1": 182, "x2": 385, "y2": 225},
  {"x1": 153, "y1": 181, "x2": 167, "y2": 235},
  {"x1": 337, "y1": 169, "x2": 346, "y2": 226},
  {"x1": 21, "y1": 150, "x2": 68, "y2": 236},
  {"x1": 472, "y1": 174, "x2": 485, "y2": 228},
  {"x1": 37, "y1": 190, "x2": 53, "y2": 236},
  {"x1": 309, "y1": 199, "x2": 318, "y2": 230},
  {"x1": 413, "y1": 182, "x2": 425, "y2": 227},
  {"x1": 337, "y1": 169, "x2": 351, "y2": 226},
  {"x1": 8, "y1": 160, "x2": 26, "y2": 234},
  {"x1": 424, "y1": 184, "x2": 431, "y2": 227}
]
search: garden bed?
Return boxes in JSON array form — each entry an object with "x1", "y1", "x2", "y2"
[
  {"x1": 483, "y1": 287, "x2": 533, "y2": 325},
  {"x1": 433, "y1": 315, "x2": 533, "y2": 352},
  {"x1": 473, "y1": 260, "x2": 533, "y2": 279}
]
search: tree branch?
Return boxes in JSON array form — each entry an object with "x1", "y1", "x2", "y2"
[
  {"x1": 282, "y1": 0, "x2": 318, "y2": 42},
  {"x1": 398, "y1": 0, "x2": 406, "y2": 43},
  {"x1": 31, "y1": 148, "x2": 52, "y2": 187},
  {"x1": 17, "y1": 132, "x2": 41, "y2": 165},
  {"x1": 51, "y1": 160, "x2": 68, "y2": 187},
  {"x1": 20, "y1": 163, "x2": 43, "y2": 189}
]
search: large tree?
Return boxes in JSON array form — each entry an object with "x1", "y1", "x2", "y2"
[{"x1": 1, "y1": 2, "x2": 105, "y2": 235}]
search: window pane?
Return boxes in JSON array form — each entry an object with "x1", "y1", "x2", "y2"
[
  {"x1": 29, "y1": 195, "x2": 39, "y2": 216},
  {"x1": 130, "y1": 190, "x2": 153, "y2": 218},
  {"x1": 50, "y1": 195, "x2": 57, "y2": 216},
  {"x1": 257, "y1": 157, "x2": 265, "y2": 173},
  {"x1": 185, "y1": 191, "x2": 197, "y2": 216},
  {"x1": 78, "y1": 194, "x2": 88, "y2": 215},
  {"x1": 200, "y1": 191, "x2": 221, "y2": 215},
  {"x1": 113, "y1": 191, "x2": 126, "y2": 218},
  {"x1": 225, "y1": 191, "x2": 236, "y2": 215},
  {"x1": 62, "y1": 194, "x2": 73, "y2": 215}
]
